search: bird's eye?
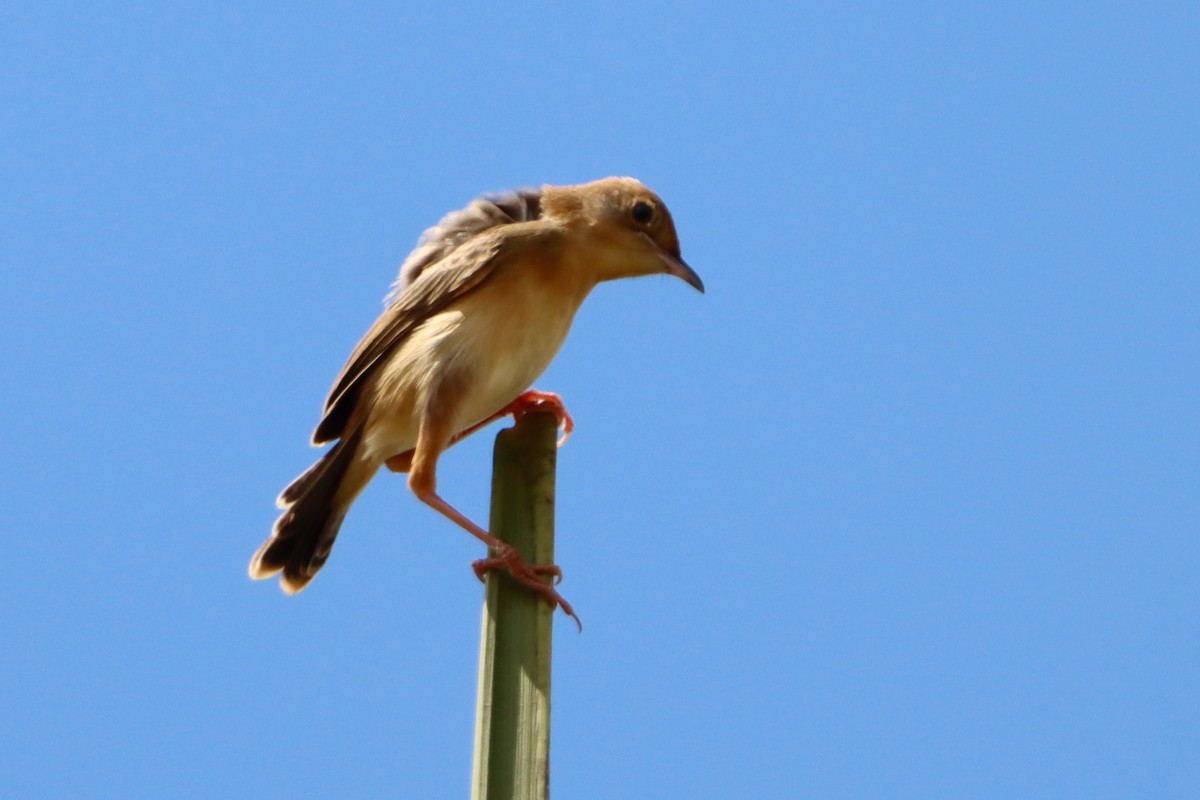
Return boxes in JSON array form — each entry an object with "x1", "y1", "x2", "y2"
[{"x1": 631, "y1": 201, "x2": 655, "y2": 225}]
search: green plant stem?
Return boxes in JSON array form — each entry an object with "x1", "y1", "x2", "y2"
[{"x1": 470, "y1": 411, "x2": 558, "y2": 800}]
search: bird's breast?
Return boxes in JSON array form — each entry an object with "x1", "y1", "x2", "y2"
[
  {"x1": 362, "y1": 267, "x2": 589, "y2": 459},
  {"x1": 442, "y1": 277, "x2": 584, "y2": 431}
]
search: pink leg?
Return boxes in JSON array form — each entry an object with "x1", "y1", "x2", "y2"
[
  {"x1": 411, "y1": 484, "x2": 580, "y2": 630},
  {"x1": 406, "y1": 410, "x2": 580, "y2": 630},
  {"x1": 385, "y1": 390, "x2": 575, "y2": 474},
  {"x1": 457, "y1": 389, "x2": 575, "y2": 447}
]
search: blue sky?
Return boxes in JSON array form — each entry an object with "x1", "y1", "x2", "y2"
[{"x1": 2, "y1": 2, "x2": 1196, "y2": 798}]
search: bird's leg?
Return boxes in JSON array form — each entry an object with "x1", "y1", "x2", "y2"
[
  {"x1": 410, "y1": 476, "x2": 580, "y2": 628},
  {"x1": 407, "y1": 407, "x2": 580, "y2": 628},
  {"x1": 383, "y1": 390, "x2": 574, "y2": 475},
  {"x1": 455, "y1": 389, "x2": 575, "y2": 447},
  {"x1": 508, "y1": 390, "x2": 574, "y2": 446}
]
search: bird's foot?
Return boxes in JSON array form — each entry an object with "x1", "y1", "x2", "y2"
[
  {"x1": 502, "y1": 390, "x2": 575, "y2": 446},
  {"x1": 472, "y1": 543, "x2": 581, "y2": 630}
]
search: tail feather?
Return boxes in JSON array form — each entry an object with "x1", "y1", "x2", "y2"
[
  {"x1": 250, "y1": 426, "x2": 374, "y2": 593},
  {"x1": 275, "y1": 455, "x2": 326, "y2": 508}
]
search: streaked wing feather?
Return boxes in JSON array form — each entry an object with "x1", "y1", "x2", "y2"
[
  {"x1": 311, "y1": 236, "x2": 503, "y2": 443},
  {"x1": 386, "y1": 187, "x2": 542, "y2": 301},
  {"x1": 312, "y1": 188, "x2": 546, "y2": 445}
]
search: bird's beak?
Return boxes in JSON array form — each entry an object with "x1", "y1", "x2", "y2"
[{"x1": 661, "y1": 252, "x2": 705, "y2": 293}]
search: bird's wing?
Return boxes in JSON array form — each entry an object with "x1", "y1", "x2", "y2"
[
  {"x1": 385, "y1": 187, "x2": 543, "y2": 303},
  {"x1": 311, "y1": 222, "x2": 552, "y2": 444}
]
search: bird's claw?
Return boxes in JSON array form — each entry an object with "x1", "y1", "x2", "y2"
[
  {"x1": 472, "y1": 544, "x2": 581, "y2": 630},
  {"x1": 503, "y1": 390, "x2": 575, "y2": 447}
]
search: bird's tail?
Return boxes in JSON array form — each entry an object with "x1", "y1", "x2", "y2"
[{"x1": 249, "y1": 426, "x2": 377, "y2": 593}]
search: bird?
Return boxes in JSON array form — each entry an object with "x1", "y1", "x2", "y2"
[{"x1": 248, "y1": 176, "x2": 703, "y2": 625}]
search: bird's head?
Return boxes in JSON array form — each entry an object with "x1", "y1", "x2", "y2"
[{"x1": 543, "y1": 177, "x2": 704, "y2": 293}]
